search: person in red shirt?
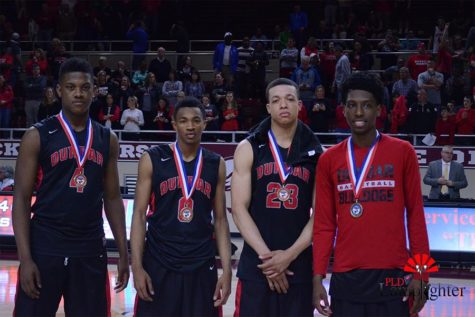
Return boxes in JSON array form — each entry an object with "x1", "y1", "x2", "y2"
[
  {"x1": 435, "y1": 107, "x2": 456, "y2": 145},
  {"x1": 0, "y1": 75, "x2": 14, "y2": 134},
  {"x1": 406, "y1": 42, "x2": 432, "y2": 80},
  {"x1": 389, "y1": 94, "x2": 408, "y2": 134},
  {"x1": 24, "y1": 49, "x2": 48, "y2": 76},
  {"x1": 313, "y1": 72, "x2": 430, "y2": 317},
  {"x1": 221, "y1": 91, "x2": 239, "y2": 131},
  {"x1": 455, "y1": 96, "x2": 475, "y2": 145}
]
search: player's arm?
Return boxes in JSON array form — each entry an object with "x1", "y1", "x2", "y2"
[
  {"x1": 103, "y1": 131, "x2": 129, "y2": 293},
  {"x1": 231, "y1": 140, "x2": 270, "y2": 256},
  {"x1": 212, "y1": 157, "x2": 232, "y2": 307},
  {"x1": 12, "y1": 128, "x2": 41, "y2": 299},
  {"x1": 130, "y1": 152, "x2": 154, "y2": 301}
]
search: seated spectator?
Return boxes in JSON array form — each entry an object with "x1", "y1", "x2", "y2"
[
  {"x1": 140, "y1": 72, "x2": 160, "y2": 130},
  {"x1": 202, "y1": 94, "x2": 219, "y2": 131},
  {"x1": 280, "y1": 37, "x2": 298, "y2": 78},
  {"x1": 38, "y1": 87, "x2": 61, "y2": 121},
  {"x1": 178, "y1": 55, "x2": 196, "y2": 83},
  {"x1": 0, "y1": 75, "x2": 14, "y2": 133},
  {"x1": 291, "y1": 56, "x2": 321, "y2": 110},
  {"x1": 25, "y1": 48, "x2": 48, "y2": 76},
  {"x1": 132, "y1": 60, "x2": 149, "y2": 89},
  {"x1": 423, "y1": 146, "x2": 468, "y2": 200},
  {"x1": 0, "y1": 165, "x2": 14, "y2": 191},
  {"x1": 406, "y1": 89, "x2": 438, "y2": 135},
  {"x1": 407, "y1": 42, "x2": 431, "y2": 80},
  {"x1": 310, "y1": 85, "x2": 332, "y2": 133},
  {"x1": 248, "y1": 41, "x2": 269, "y2": 100},
  {"x1": 93, "y1": 56, "x2": 112, "y2": 78},
  {"x1": 162, "y1": 70, "x2": 183, "y2": 105},
  {"x1": 98, "y1": 94, "x2": 121, "y2": 129},
  {"x1": 417, "y1": 60, "x2": 444, "y2": 107},
  {"x1": 435, "y1": 107, "x2": 456, "y2": 145},
  {"x1": 211, "y1": 72, "x2": 229, "y2": 109},
  {"x1": 184, "y1": 71, "x2": 205, "y2": 99},
  {"x1": 120, "y1": 96, "x2": 144, "y2": 140},
  {"x1": 389, "y1": 93, "x2": 408, "y2": 134},
  {"x1": 392, "y1": 67, "x2": 418, "y2": 98},
  {"x1": 153, "y1": 97, "x2": 172, "y2": 130},
  {"x1": 455, "y1": 96, "x2": 475, "y2": 145},
  {"x1": 221, "y1": 91, "x2": 239, "y2": 131}
]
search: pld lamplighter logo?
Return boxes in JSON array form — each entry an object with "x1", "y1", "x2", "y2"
[{"x1": 403, "y1": 253, "x2": 439, "y2": 277}]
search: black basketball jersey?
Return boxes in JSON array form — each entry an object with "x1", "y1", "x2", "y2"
[
  {"x1": 145, "y1": 144, "x2": 220, "y2": 272},
  {"x1": 30, "y1": 116, "x2": 110, "y2": 257},
  {"x1": 237, "y1": 117, "x2": 322, "y2": 284}
]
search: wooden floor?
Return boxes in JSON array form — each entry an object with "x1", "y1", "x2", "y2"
[{"x1": 1, "y1": 259, "x2": 474, "y2": 317}]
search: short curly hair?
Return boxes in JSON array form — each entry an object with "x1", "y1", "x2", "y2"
[{"x1": 341, "y1": 72, "x2": 385, "y2": 105}]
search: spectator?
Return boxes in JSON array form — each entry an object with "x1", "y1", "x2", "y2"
[
  {"x1": 117, "y1": 76, "x2": 134, "y2": 110},
  {"x1": 93, "y1": 56, "x2": 112, "y2": 78},
  {"x1": 289, "y1": 4, "x2": 308, "y2": 48},
  {"x1": 111, "y1": 61, "x2": 131, "y2": 87},
  {"x1": 8, "y1": 32, "x2": 23, "y2": 86},
  {"x1": 319, "y1": 41, "x2": 337, "y2": 91},
  {"x1": 24, "y1": 48, "x2": 48, "y2": 76},
  {"x1": 248, "y1": 41, "x2": 269, "y2": 100},
  {"x1": 349, "y1": 40, "x2": 373, "y2": 71},
  {"x1": 211, "y1": 72, "x2": 229, "y2": 109},
  {"x1": 153, "y1": 97, "x2": 172, "y2": 131},
  {"x1": 0, "y1": 47, "x2": 14, "y2": 83},
  {"x1": 334, "y1": 102, "x2": 350, "y2": 143},
  {"x1": 455, "y1": 96, "x2": 475, "y2": 145},
  {"x1": 0, "y1": 165, "x2": 14, "y2": 191},
  {"x1": 132, "y1": 60, "x2": 149, "y2": 89},
  {"x1": 407, "y1": 42, "x2": 431, "y2": 80},
  {"x1": 300, "y1": 37, "x2": 319, "y2": 64},
  {"x1": 292, "y1": 56, "x2": 321, "y2": 110},
  {"x1": 432, "y1": 18, "x2": 448, "y2": 54},
  {"x1": 221, "y1": 91, "x2": 239, "y2": 131},
  {"x1": 148, "y1": 47, "x2": 171, "y2": 86},
  {"x1": 310, "y1": 85, "x2": 332, "y2": 133},
  {"x1": 377, "y1": 31, "x2": 400, "y2": 70},
  {"x1": 445, "y1": 67, "x2": 468, "y2": 106},
  {"x1": 0, "y1": 75, "x2": 13, "y2": 132},
  {"x1": 251, "y1": 27, "x2": 269, "y2": 48},
  {"x1": 392, "y1": 67, "x2": 418, "y2": 98},
  {"x1": 400, "y1": 30, "x2": 419, "y2": 50},
  {"x1": 333, "y1": 45, "x2": 351, "y2": 104},
  {"x1": 202, "y1": 94, "x2": 219, "y2": 131},
  {"x1": 162, "y1": 70, "x2": 183, "y2": 105},
  {"x1": 236, "y1": 37, "x2": 254, "y2": 98},
  {"x1": 177, "y1": 55, "x2": 196, "y2": 83},
  {"x1": 98, "y1": 94, "x2": 121, "y2": 129},
  {"x1": 120, "y1": 96, "x2": 144, "y2": 140},
  {"x1": 184, "y1": 71, "x2": 205, "y2": 99},
  {"x1": 389, "y1": 93, "x2": 408, "y2": 134},
  {"x1": 406, "y1": 89, "x2": 438, "y2": 135},
  {"x1": 24, "y1": 64, "x2": 47, "y2": 127},
  {"x1": 139, "y1": 72, "x2": 160, "y2": 130},
  {"x1": 213, "y1": 32, "x2": 238, "y2": 88},
  {"x1": 96, "y1": 70, "x2": 116, "y2": 107},
  {"x1": 38, "y1": 87, "x2": 61, "y2": 121},
  {"x1": 298, "y1": 100, "x2": 309, "y2": 125},
  {"x1": 435, "y1": 107, "x2": 456, "y2": 145},
  {"x1": 279, "y1": 37, "x2": 298, "y2": 78},
  {"x1": 278, "y1": 24, "x2": 292, "y2": 50},
  {"x1": 50, "y1": 44, "x2": 71, "y2": 82},
  {"x1": 169, "y1": 20, "x2": 190, "y2": 68},
  {"x1": 417, "y1": 60, "x2": 444, "y2": 107},
  {"x1": 423, "y1": 145, "x2": 468, "y2": 200},
  {"x1": 126, "y1": 20, "x2": 148, "y2": 70}
]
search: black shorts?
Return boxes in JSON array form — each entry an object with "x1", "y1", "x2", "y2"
[
  {"x1": 234, "y1": 279, "x2": 313, "y2": 317},
  {"x1": 330, "y1": 298, "x2": 410, "y2": 317},
  {"x1": 14, "y1": 252, "x2": 109, "y2": 317},
  {"x1": 134, "y1": 256, "x2": 220, "y2": 317}
]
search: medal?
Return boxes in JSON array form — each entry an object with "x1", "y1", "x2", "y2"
[
  {"x1": 346, "y1": 131, "x2": 380, "y2": 218},
  {"x1": 277, "y1": 186, "x2": 290, "y2": 202},
  {"x1": 268, "y1": 130, "x2": 293, "y2": 206},
  {"x1": 173, "y1": 142, "x2": 203, "y2": 222},
  {"x1": 57, "y1": 111, "x2": 93, "y2": 193}
]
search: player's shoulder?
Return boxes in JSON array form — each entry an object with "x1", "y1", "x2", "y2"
[
  {"x1": 147, "y1": 143, "x2": 171, "y2": 159},
  {"x1": 320, "y1": 139, "x2": 346, "y2": 161},
  {"x1": 202, "y1": 146, "x2": 221, "y2": 161}
]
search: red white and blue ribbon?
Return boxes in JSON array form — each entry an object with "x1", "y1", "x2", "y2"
[
  {"x1": 268, "y1": 130, "x2": 292, "y2": 183},
  {"x1": 57, "y1": 111, "x2": 93, "y2": 168},
  {"x1": 346, "y1": 131, "x2": 380, "y2": 199},
  {"x1": 173, "y1": 142, "x2": 203, "y2": 200}
]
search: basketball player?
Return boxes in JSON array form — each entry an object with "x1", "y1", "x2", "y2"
[
  {"x1": 131, "y1": 97, "x2": 231, "y2": 316},
  {"x1": 313, "y1": 72, "x2": 430, "y2": 316},
  {"x1": 13, "y1": 58, "x2": 129, "y2": 316},
  {"x1": 232, "y1": 78, "x2": 322, "y2": 316}
]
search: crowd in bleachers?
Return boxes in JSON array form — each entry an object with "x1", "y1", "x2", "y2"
[{"x1": 0, "y1": 1, "x2": 475, "y2": 144}]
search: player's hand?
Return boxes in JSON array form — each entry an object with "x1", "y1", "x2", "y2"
[
  {"x1": 258, "y1": 250, "x2": 294, "y2": 278},
  {"x1": 266, "y1": 272, "x2": 289, "y2": 294},
  {"x1": 132, "y1": 266, "x2": 154, "y2": 301},
  {"x1": 404, "y1": 279, "x2": 428, "y2": 314},
  {"x1": 313, "y1": 276, "x2": 331, "y2": 316},
  {"x1": 115, "y1": 256, "x2": 130, "y2": 293},
  {"x1": 19, "y1": 258, "x2": 42, "y2": 299},
  {"x1": 213, "y1": 270, "x2": 232, "y2": 307}
]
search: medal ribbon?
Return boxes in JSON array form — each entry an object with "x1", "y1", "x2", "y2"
[
  {"x1": 346, "y1": 131, "x2": 380, "y2": 200},
  {"x1": 57, "y1": 111, "x2": 93, "y2": 168},
  {"x1": 173, "y1": 142, "x2": 203, "y2": 200},
  {"x1": 268, "y1": 130, "x2": 292, "y2": 183}
]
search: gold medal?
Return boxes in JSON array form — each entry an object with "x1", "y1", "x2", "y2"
[
  {"x1": 277, "y1": 187, "x2": 290, "y2": 202},
  {"x1": 70, "y1": 167, "x2": 87, "y2": 193},
  {"x1": 350, "y1": 201, "x2": 363, "y2": 218},
  {"x1": 178, "y1": 207, "x2": 193, "y2": 222}
]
